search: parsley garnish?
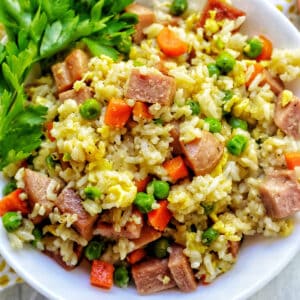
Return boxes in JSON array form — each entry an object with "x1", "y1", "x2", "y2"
[{"x1": 0, "y1": 0, "x2": 137, "y2": 170}]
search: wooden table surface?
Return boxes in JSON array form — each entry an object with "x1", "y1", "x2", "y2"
[{"x1": 1, "y1": 249, "x2": 300, "y2": 300}]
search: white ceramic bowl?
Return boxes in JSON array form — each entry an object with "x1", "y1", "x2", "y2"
[{"x1": 1, "y1": 1, "x2": 300, "y2": 299}]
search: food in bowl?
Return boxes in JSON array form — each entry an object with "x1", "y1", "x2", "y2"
[{"x1": 0, "y1": 0, "x2": 300, "y2": 295}]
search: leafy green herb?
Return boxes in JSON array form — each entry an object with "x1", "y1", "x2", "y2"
[{"x1": 0, "y1": 0, "x2": 137, "y2": 170}]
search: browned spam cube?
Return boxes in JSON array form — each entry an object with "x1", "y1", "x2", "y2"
[
  {"x1": 125, "y1": 69, "x2": 176, "y2": 106},
  {"x1": 65, "y1": 49, "x2": 89, "y2": 82},
  {"x1": 125, "y1": 3, "x2": 155, "y2": 44},
  {"x1": 168, "y1": 245, "x2": 197, "y2": 292},
  {"x1": 51, "y1": 62, "x2": 73, "y2": 93},
  {"x1": 59, "y1": 86, "x2": 93, "y2": 104},
  {"x1": 132, "y1": 258, "x2": 176, "y2": 294},
  {"x1": 56, "y1": 188, "x2": 98, "y2": 241}
]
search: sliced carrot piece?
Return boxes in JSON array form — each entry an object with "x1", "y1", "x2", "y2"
[
  {"x1": 45, "y1": 122, "x2": 55, "y2": 142},
  {"x1": 127, "y1": 248, "x2": 147, "y2": 264},
  {"x1": 90, "y1": 260, "x2": 114, "y2": 289},
  {"x1": 163, "y1": 156, "x2": 189, "y2": 182},
  {"x1": 284, "y1": 152, "x2": 300, "y2": 170},
  {"x1": 256, "y1": 35, "x2": 273, "y2": 62},
  {"x1": 245, "y1": 63, "x2": 264, "y2": 88},
  {"x1": 0, "y1": 189, "x2": 29, "y2": 216},
  {"x1": 147, "y1": 200, "x2": 173, "y2": 231},
  {"x1": 132, "y1": 101, "x2": 153, "y2": 120},
  {"x1": 104, "y1": 98, "x2": 132, "y2": 128},
  {"x1": 134, "y1": 176, "x2": 151, "y2": 193},
  {"x1": 157, "y1": 27, "x2": 188, "y2": 57}
]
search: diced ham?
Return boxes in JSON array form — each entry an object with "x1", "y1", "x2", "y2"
[
  {"x1": 44, "y1": 244, "x2": 83, "y2": 271},
  {"x1": 298, "y1": 0, "x2": 300, "y2": 14},
  {"x1": 125, "y1": 69, "x2": 176, "y2": 106},
  {"x1": 59, "y1": 86, "x2": 93, "y2": 104},
  {"x1": 169, "y1": 121, "x2": 183, "y2": 156},
  {"x1": 51, "y1": 62, "x2": 73, "y2": 93},
  {"x1": 274, "y1": 92, "x2": 300, "y2": 139},
  {"x1": 168, "y1": 245, "x2": 197, "y2": 292},
  {"x1": 65, "y1": 49, "x2": 89, "y2": 82},
  {"x1": 131, "y1": 224, "x2": 162, "y2": 250},
  {"x1": 228, "y1": 241, "x2": 240, "y2": 258},
  {"x1": 180, "y1": 131, "x2": 224, "y2": 176},
  {"x1": 94, "y1": 210, "x2": 143, "y2": 240},
  {"x1": 23, "y1": 169, "x2": 58, "y2": 224},
  {"x1": 56, "y1": 188, "x2": 98, "y2": 241},
  {"x1": 132, "y1": 258, "x2": 176, "y2": 294},
  {"x1": 262, "y1": 70, "x2": 284, "y2": 96},
  {"x1": 259, "y1": 169, "x2": 300, "y2": 219},
  {"x1": 125, "y1": 3, "x2": 155, "y2": 44},
  {"x1": 198, "y1": 0, "x2": 246, "y2": 27}
]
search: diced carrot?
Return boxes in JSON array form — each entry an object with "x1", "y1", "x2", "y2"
[
  {"x1": 147, "y1": 200, "x2": 173, "y2": 231},
  {"x1": 134, "y1": 176, "x2": 151, "y2": 192},
  {"x1": 45, "y1": 122, "x2": 55, "y2": 142},
  {"x1": 163, "y1": 156, "x2": 189, "y2": 182},
  {"x1": 200, "y1": 274, "x2": 210, "y2": 285},
  {"x1": 245, "y1": 63, "x2": 264, "y2": 88},
  {"x1": 157, "y1": 27, "x2": 188, "y2": 57},
  {"x1": 127, "y1": 248, "x2": 147, "y2": 264},
  {"x1": 256, "y1": 35, "x2": 273, "y2": 62},
  {"x1": 0, "y1": 189, "x2": 29, "y2": 216},
  {"x1": 284, "y1": 152, "x2": 300, "y2": 170},
  {"x1": 90, "y1": 260, "x2": 114, "y2": 289},
  {"x1": 132, "y1": 101, "x2": 153, "y2": 120},
  {"x1": 104, "y1": 98, "x2": 132, "y2": 128}
]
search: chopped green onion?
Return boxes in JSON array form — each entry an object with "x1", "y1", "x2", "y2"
[
  {"x1": 2, "y1": 180, "x2": 17, "y2": 196},
  {"x1": 201, "y1": 227, "x2": 219, "y2": 245},
  {"x1": 207, "y1": 63, "x2": 221, "y2": 77},
  {"x1": 134, "y1": 192, "x2": 155, "y2": 213},
  {"x1": 229, "y1": 117, "x2": 248, "y2": 130},
  {"x1": 187, "y1": 100, "x2": 200, "y2": 115},
  {"x1": 62, "y1": 153, "x2": 71, "y2": 162},
  {"x1": 84, "y1": 186, "x2": 101, "y2": 200},
  {"x1": 114, "y1": 266, "x2": 130, "y2": 288},
  {"x1": 31, "y1": 227, "x2": 43, "y2": 248},
  {"x1": 79, "y1": 99, "x2": 101, "y2": 120},
  {"x1": 227, "y1": 135, "x2": 248, "y2": 156},
  {"x1": 147, "y1": 180, "x2": 170, "y2": 200},
  {"x1": 216, "y1": 51, "x2": 236, "y2": 74},
  {"x1": 223, "y1": 90, "x2": 234, "y2": 102},
  {"x1": 153, "y1": 237, "x2": 170, "y2": 258},
  {"x1": 201, "y1": 202, "x2": 215, "y2": 215},
  {"x1": 45, "y1": 155, "x2": 56, "y2": 169},
  {"x1": 244, "y1": 38, "x2": 263, "y2": 59},
  {"x1": 204, "y1": 117, "x2": 222, "y2": 133},
  {"x1": 170, "y1": 0, "x2": 188, "y2": 16},
  {"x1": 153, "y1": 118, "x2": 163, "y2": 125},
  {"x1": 2, "y1": 212, "x2": 22, "y2": 232},
  {"x1": 84, "y1": 240, "x2": 105, "y2": 261}
]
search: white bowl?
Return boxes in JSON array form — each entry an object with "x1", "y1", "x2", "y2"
[{"x1": 1, "y1": 0, "x2": 300, "y2": 299}]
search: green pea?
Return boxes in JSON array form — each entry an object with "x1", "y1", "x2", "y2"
[
  {"x1": 153, "y1": 237, "x2": 169, "y2": 258},
  {"x1": 170, "y1": 0, "x2": 188, "y2": 16},
  {"x1": 79, "y1": 98, "x2": 101, "y2": 120},
  {"x1": 227, "y1": 135, "x2": 248, "y2": 156},
  {"x1": 134, "y1": 192, "x2": 155, "y2": 213},
  {"x1": 2, "y1": 212, "x2": 22, "y2": 232},
  {"x1": 147, "y1": 180, "x2": 170, "y2": 200},
  {"x1": 2, "y1": 180, "x2": 17, "y2": 196},
  {"x1": 84, "y1": 186, "x2": 101, "y2": 200},
  {"x1": 201, "y1": 202, "x2": 215, "y2": 215},
  {"x1": 201, "y1": 227, "x2": 219, "y2": 245},
  {"x1": 222, "y1": 90, "x2": 234, "y2": 102},
  {"x1": 204, "y1": 117, "x2": 222, "y2": 133},
  {"x1": 244, "y1": 38, "x2": 263, "y2": 59},
  {"x1": 187, "y1": 100, "x2": 200, "y2": 115},
  {"x1": 84, "y1": 240, "x2": 105, "y2": 261},
  {"x1": 216, "y1": 51, "x2": 236, "y2": 74},
  {"x1": 31, "y1": 227, "x2": 43, "y2": 248},
  {"x1": 114, "y1": 266, "x2": 130, "y2": 288},
  {"x1": 229, "y1": 117, "x2": 248, "y2": 130},
  {"x1": 207, "y1": 63, "x2": 221, "y2": 77}
]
